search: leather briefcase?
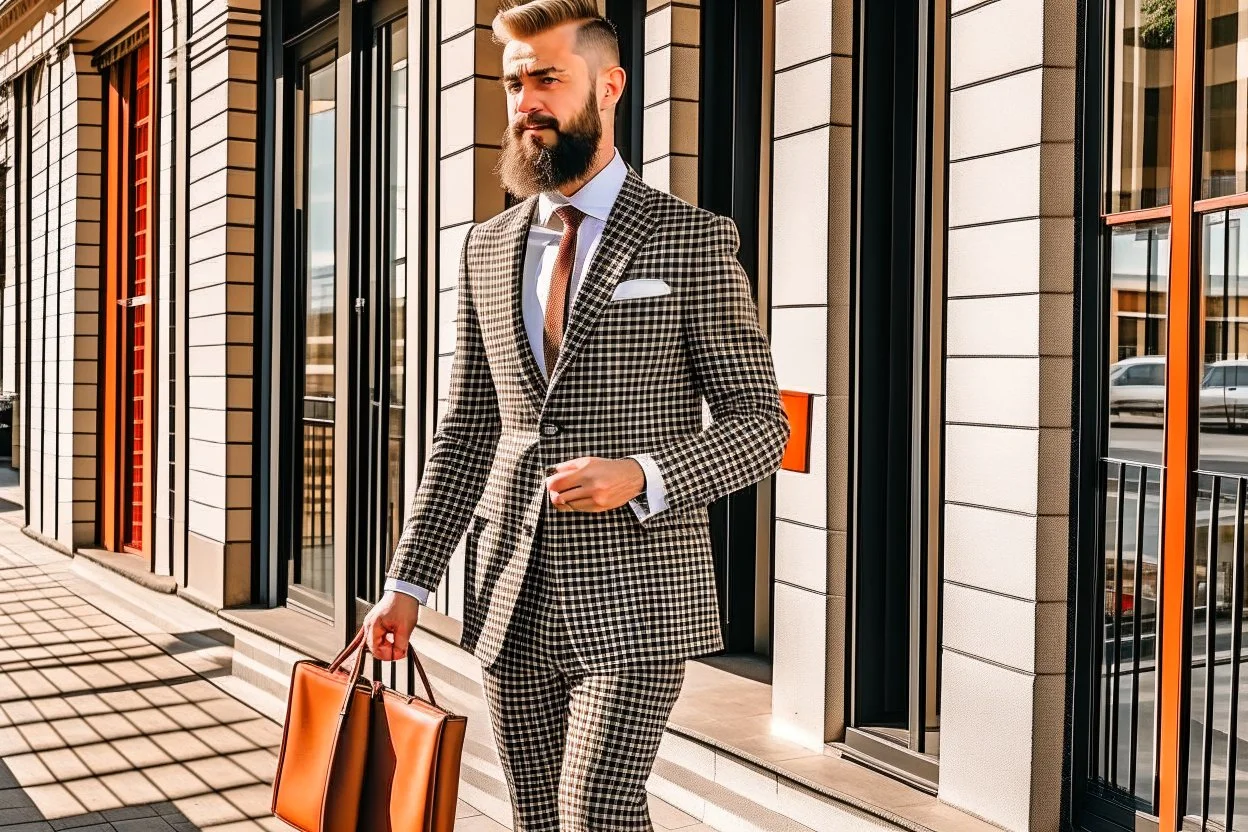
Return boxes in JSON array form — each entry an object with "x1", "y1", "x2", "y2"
[
  {"x1": 272, "y1": 627, "x2": 467, "y2": 831},
  {"x1": 358, "y1": 646, "x2": 467, "y2": 831}
]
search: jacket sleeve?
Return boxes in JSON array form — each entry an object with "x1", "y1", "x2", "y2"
[
  {"x1": 387, "y1": 228, "x2": 501, "y2": 591},
  {"x1": 651, "y1": 215, "x2": 790, "y2": 514}
]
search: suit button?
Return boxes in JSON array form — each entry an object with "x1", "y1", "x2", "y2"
[
  {"x1": 539, "y1": 422, "x2": 562, "y2": 437},
  {"x1": 522, "y1": 524, "x2": 534, "y2": 536}
]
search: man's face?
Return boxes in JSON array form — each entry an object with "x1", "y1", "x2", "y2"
[{"x1": 496, "y1": 22, "x2": 604, "y2": 197}]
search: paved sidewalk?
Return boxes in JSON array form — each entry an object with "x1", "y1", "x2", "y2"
[
  {"x1": 0, "y1": 512, "x2": 508, "y2": 830},
  {"x1": 0, "y1": 486, "x2": 707, "y2": 831}
]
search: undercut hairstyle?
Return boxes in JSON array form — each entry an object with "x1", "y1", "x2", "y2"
[{"x1": 493, "y1": 0, "x2": 621, "y2": 70}]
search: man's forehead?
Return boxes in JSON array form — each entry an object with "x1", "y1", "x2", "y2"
[{"x1": 503, "y1": 42, "x2": 559, "y2": 73}]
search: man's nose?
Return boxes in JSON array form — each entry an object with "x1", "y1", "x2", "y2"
[{"x1": 513, "y1": 88, "x2": 544, "y2": 119}]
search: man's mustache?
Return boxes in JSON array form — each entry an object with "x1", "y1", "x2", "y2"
[{"x1": 513, "y1": 114, "x2": 559, "y2": 133}]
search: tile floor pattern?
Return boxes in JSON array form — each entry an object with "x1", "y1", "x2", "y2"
[{"x1": 0, "y1": 502, "x2": 709, "y2": 831}]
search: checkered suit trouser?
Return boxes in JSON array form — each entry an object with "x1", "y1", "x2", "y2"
[{"x1": 482, "y1": 519, "x2": 686, "y2": 832}]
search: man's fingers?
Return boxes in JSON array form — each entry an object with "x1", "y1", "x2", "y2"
[
  {"x1": 391, "y1": 625, "x2": 411, "y2": 660},
  {"x1": 365, "y1": 616, "x2": 387, "y2": 656},
  {"x1": 546, "y1": 469, "x2": 586, "y2": 492},
  {"x1": 373, "y1": 641, "x2": 393, "y2": 662}
]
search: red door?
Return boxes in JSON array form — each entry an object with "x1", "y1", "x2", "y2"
[
  {"x1": 123, "y1": 47, "x2": 150, "y2": 553},
  {"x1": 101, "y1": 43, "x2": 151, "y2": 557}
]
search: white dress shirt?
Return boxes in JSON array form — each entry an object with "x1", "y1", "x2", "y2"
[{"x1": 385, "y1": 150, "x2": 668, "y2": 605}]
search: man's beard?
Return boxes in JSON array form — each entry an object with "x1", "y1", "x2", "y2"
[{"x1": 496, "y1": 93, "x2": 602, "y2": 198}]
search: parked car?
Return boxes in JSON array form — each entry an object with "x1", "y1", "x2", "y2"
[
  {"x1": 1109, "y1": 355, "x2": 1166, "y2": 424},
  {"x1": 1200, "y1": 359, "x2": 1248, "y2": 431}
]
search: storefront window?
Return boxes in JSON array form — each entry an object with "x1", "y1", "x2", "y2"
[
  {"x1": 1108, "y1": 222, "x2": 1170, "y2": 465},
  {"x1": 1203, "y1": 1, "x2": 1248, "y2": 198},
  {"x1": 1109, "y1": 0, "x2": 1175, "y2": 212}
]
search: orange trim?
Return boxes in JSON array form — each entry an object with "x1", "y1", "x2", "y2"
[
  {"x1": 779, "y1": 391, "x2": 811, "y2": 473},
  {"x1": 1158, "y1": 1, "x2": 1198, "y2": 826},
  {"x1": 1103, "y1": 205, "x2": 1173, "y2": 225},
  {"x1": 1194, "y1": 191, "x2": 1248, "y2": 214}
]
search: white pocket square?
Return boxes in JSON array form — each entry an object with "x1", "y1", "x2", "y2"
[{"x1": 611, "y1": 279, "x2": 671, "y2": 301}]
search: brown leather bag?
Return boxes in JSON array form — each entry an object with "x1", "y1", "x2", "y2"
[{"x1": 271, "y1": 628, "x2": 468, "y2": 831}]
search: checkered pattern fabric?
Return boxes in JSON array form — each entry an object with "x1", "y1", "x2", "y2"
[
  {"x1": 483, "y1": 532, "x2": 686, "y2": 832},
  {"x1": 388, "y1": 167, "x2": 790, "y2": 671}
]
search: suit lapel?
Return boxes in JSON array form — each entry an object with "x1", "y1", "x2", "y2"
[
  {"x1": 546, "y1": 170, "x2": 654, "y2": 395},
  {"x1": 495, "y1": 197, "x2": 547, "y2": 413}
]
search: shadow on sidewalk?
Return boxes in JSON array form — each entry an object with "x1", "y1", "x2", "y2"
[{"x1": 0, "y1": 559, "x2": 283, "y2": 831}]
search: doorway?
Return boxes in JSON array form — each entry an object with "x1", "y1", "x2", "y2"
[
  {"x1": 355, "y1": 6, "x2": 411, "y2": 614},
  {"x1": 283, "y1": 40, "x2": 339, "y2": 619},
  {"x1": 273, "y1": 1, "x2": 412, "y2": 629},
  {"x1": 100, "y1": 38, "x2": 153, "y2": 559},
  {"x1": 698, "y1": 0, "x2": 770, "y2": 658}
]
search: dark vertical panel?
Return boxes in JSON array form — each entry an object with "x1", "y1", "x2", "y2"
[
  {"x1": 695, "y1": 0, "x2": 764, "y2": 655},
  {"x1": 850, "y1": 0, "x2": 919, "y2": 729},
  {"x1": 605, "y1": 0, "x2": 644, "y2": 173}
]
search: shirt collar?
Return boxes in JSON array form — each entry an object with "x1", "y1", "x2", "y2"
[{"x1": 536, "y1": 149, "x2": 627, "y2": 227}]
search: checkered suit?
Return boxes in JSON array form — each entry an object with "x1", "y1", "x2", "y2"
[
  {"x1": 483, "y1": 525, "x2": 687, "y2": 830},
  {"x1": 388, "y1": 167, "x2": 789, "y2": 673}
]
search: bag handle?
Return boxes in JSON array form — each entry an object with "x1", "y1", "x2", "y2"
[
  {"x1": 328, "y1": 628, "x2": 369, "y2": 717},
  {"x1": 331, "y1": 627, "x2": 440, "y2": 709}
]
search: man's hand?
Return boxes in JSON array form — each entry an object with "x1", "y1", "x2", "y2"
[
  {"x1": 363, "y1": 591, "x2": 421, "y2": 661},
  {"x1": 546, "y1": 457, "x2": 646, "y2": 512}
]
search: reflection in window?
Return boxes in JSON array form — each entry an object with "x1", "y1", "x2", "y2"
[
  {"x1": 1108, "y1": 222, "x2": 1170, "y2": 465},
  {"x1": 387, "y1": 20, "x2": 408, "y2": 568},
  {"x1": 1189, "y1": 208, "x2": 1248, "y2": 829},
  {"x1": 1201, "y1": 210, "x2": 1248, "y2": 461},
  {"x1": 289, "y1": 54, "x2": 337, "y2": 608},
  {"x1": 1204, "y1": 1, "x2": 1248, "y2": 198},
  {"x1": 1110, "y1": 0, "x2": 1175, "y2": 212}
]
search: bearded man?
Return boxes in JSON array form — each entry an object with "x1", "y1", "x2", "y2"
[{"x1": 362, "y1": 1, "x2": 789, "y2": 828}]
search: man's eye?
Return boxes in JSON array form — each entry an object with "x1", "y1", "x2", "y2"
[{"x1": 541, "y1": 77, "x2": 558, "y2": 85}]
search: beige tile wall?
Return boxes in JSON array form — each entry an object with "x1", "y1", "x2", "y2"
[
  {"x1": 182, "y1": 0, "x2": 260, "y2": 607},
  {"x1": 152, "y1": 0, "x2": 176, "y2": 577},
  {"x1": 768, "y1": 0, "x2": 850, "y2": 750},
  {"x1": 426, "y1": 0, "x2": 506, "y2": 620},
  {"x1": 940, "y1": 0, "x2": 1075, "y2": 827},
  {"x1": 0, "y1": 20, "x2": 102, "y2": 552},
  {"x1": 642, "y1": 1, "x2": 698, "y2": 202}
]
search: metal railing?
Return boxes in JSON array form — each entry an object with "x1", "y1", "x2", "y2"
[
  {"x1": 1096, "y1": 459, "x2": 1163, "y2": 809},
  {"x1": 1186, "y1": 472, "x2": 1248, "y2": 829}
]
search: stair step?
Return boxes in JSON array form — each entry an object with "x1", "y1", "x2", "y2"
[{"x1": 231, "y1": 648, "x2": 297, "y2": 703}]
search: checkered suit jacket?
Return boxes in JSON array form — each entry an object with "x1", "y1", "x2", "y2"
[{"x1": 388, "y1": 168, "x2": 790, "y2": 671}]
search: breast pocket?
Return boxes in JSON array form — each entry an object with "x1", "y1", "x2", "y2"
[{"x1": 598, "y1": 286, "x2": 680, "y2": 342}]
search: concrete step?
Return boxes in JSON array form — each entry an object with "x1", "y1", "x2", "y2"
[{"x1": 230, "y1": 645, "x2": 298, "y2": 704}]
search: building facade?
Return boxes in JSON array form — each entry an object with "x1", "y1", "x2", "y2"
[{"x1": 0, "y1": 0, "x2": 1238, "y2": 830}]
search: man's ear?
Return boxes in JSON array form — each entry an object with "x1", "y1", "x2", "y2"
[{"x1": 600, "y1": 65, "x2": 627, "y2": 110}]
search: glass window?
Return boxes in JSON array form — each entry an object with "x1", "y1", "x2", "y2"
[
  {"x1": 1203, "y1": 0, "x2": 1248, "y2": 198},
  {"x1": 386, "y1": 19, "x2": 408, "y2": 570},
  {"x1": 289, "y1": 52, "x2": 337, "y2": 612},
  {"x1": 1109, "y1": 0, "x2": 1175, "y2": 212},
  {"x1": 1108, "y1": 222, "x2": 1170, "y2": 465}
]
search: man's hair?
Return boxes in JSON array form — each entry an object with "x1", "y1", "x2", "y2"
[{"x1": 493, "y1": 0, "x2": 620, "y2": 69}]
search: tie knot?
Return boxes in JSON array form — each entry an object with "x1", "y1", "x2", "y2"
[{"x1": 555, "y1": 205, "x2": 585, "y2": 231}]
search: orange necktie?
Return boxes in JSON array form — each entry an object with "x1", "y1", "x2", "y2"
[{"x1": 543, "y1": 205, "x2": 585, "y2": 376}]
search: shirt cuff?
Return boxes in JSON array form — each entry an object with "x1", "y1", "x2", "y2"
[
  {"x1": 384, "y1": 577, "x2": 432, "y2": 605},
  {"x1": 627, "y1": 453, "x2": 668, "y2": 523}
]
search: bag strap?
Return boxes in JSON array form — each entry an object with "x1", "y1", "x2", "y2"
[
  {"x1": 408, "y1": 650, "x2": 439, "y2": 709},
  {"x1": 334, "y1": 626, "x2": 440, "y2": 708},
  {"x1": 328, "y1": 629, "x2": 369, "y2": 717}
]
